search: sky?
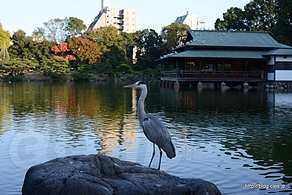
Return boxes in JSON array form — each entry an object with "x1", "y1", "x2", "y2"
[{"x1": 0, "y1": 0, "x2": 249, "y2": 36}]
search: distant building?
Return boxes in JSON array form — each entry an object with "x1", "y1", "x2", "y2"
[
  {"x1": 89, "y1": 0, "x2": 137, "y2": 33},
  {"x1": 175, "y1": 11, "x2": 199, "y2": 30}
]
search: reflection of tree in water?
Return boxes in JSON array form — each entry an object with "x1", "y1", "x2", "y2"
[
  {"x1": 160, "y1": 88, "x2": 292, "y2": 185},
  {"x1": 0, "y1": 82, "x2": 139, "y2": 156},
  {"x1": 0, "y1": 83, "x2": 12, "y2": 136}
]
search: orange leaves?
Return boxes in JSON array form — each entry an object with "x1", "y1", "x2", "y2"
[
  {"x1": 51, "y1": 42, "x2": 70, "y2": 54},
  {"x1": 65, "y1": 55, "x2": 77, "y2": 61},
  {"x1": 68, "y1": 36, "x2": 100, "y2": 64},
  {"x1": 51, "y1": 42, "x2": 76, "y2": 61},
  {"x1": 51, "y1": 45, "x2": 61, "y2": 54},
  {"x1": 51, "y1": 35, "x2": 101, "y2": 64}
]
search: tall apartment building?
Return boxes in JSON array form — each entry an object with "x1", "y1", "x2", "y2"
[
  {"x1": 89, "y1": 0, "x2": 137, "y2": 33},
  {"x1": 175, "y1": 11, "x2": 199, "y2": 30}
]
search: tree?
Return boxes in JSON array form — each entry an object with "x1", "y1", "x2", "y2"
[
  {"x1": 215, "y1": 0, "x2": 276, "y2": 35},
  {"x1": 1, "y1": 58, "x2": 37, "y2": 77},
  {"x1": 214, "y1": 7, "x2": 245, "y2": 30},
  {"x1": 43, "y1": 18, "x2": 69, "y2": 43},
  {"x1": 244, "y1": 0, "x2": 276, "y2": 35},
  {"x1": 0, "y1": 42, "x2": 10, "y2": 65},
  {"x1": 0, "y1": 23, "x2": 11, "y2": 49},
  {"x1": 51, "y1": 42, "x2": 76, "y2": 61},
  {"x1": 274, "y1": 0, "x2": 292, "y2": 45},
  {"x1": 68, "y1": 36, "x2": 100, "y2": 65},
  {"x1": 30, "y1": 40, "x2": 55, "y2": 65},
  {"x1": 41, "y1": 57, "x2": 70, "y2": 74},
  {"x1": 32, "y1": 27, "x2": 45, "y2": 42},
  {"x1": 120, "y1": 32, "x2": 136, "y2": 64},
  {"x1": 86, "y1": 26, "x2": 130, "y2": 70},
  {"x1": 86, "y1": 25, "x2": 125, "y2": 52},
  {"x1": 160, "y1": 23, "x2": 191, "y2": 54},
  {"x1": 8, "y1": 30, "x2": 54, "y2": 65},
  {"x1": 0, "y1": 24, "x2": 10, "y2": 65},
  {"x1": 8, "y1": 30, "x2": 30, "y2": 59},
  {"x1": 134, "y1": 29, "x2": 163, "y2": 69},
  {"x1": 66, "y1": 17, "x2": 87, "y2": 39}
]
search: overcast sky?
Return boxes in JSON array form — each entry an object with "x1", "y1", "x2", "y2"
[{"x1": 0, "y1": 0, "x2": 249, "y2": 35}]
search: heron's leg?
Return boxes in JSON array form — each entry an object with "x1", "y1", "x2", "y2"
[
  {"x1": 158, "y1": 147, "x2": 162, "y2": 170},
  {"x1": 148, "y1": 143, "x2": 155, "y2": 167}
]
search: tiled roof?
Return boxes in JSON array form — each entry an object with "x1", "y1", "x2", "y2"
[
  {"x1": 263, "y1": 48, "x2": 292, "y2": 56},
  {"x1": 179, "y1": 30, "x2": 290, "y2": 49},
  {"x1": 161, "y1": 49, "x2": 267, "y2": 59},
  {"x1": 158, "y1": 30, "x2": 292, "y2": 61}
]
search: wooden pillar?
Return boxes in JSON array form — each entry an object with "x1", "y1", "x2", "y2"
[
  {"x1": 197, "y1": 82, "x2": 203, "y2": 91},
  {"x1": 174, "y1": 82, "x2": 180, "y2": 90},
  {"x1": 221, "y1": 82, "x2": 226, "y2": 88},
  {"x1": 244, "y1": 82, "x2": 249, "y2": 89},
  {"x1": 175, "y1": 60, "x2": 179, "y2": 79}
]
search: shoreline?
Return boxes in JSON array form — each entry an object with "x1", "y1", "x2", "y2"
[{"x1": 0, "y1": 71, "x2": 148, "y2": 82}]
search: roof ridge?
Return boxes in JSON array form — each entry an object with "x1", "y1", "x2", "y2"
[{"x1": 190, "y1": 30, "x2": 268, "y2": 34}]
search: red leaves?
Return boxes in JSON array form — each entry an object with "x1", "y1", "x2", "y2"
[{"x1": 51, "y1": 42, "x2": 76, "y2": 61}]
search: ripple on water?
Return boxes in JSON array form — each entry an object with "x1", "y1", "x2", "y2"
[{"x1": 1, "y1": 83, "x2": 292, "y2": 195}]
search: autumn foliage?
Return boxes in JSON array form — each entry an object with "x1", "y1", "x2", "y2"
[
  {"x1": 68, "y1": 36, "x2": 100, "y2": 64},
  {"x1": 51, "y1": 42, "x2": 76, "y2": 61}
]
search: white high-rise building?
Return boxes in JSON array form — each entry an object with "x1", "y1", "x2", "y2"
[
  {"x1": 101, "y1": 0, "x2": 110, "y2": 8},
  {"x1": 89, "y1": 0, "x2": 137, "y2": 33},
  {"x1": 175, "y1": 11, "x2": 199, "y2": 30}
]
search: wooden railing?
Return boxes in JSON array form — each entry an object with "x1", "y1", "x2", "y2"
[{"x1": 161, "y1": 70, "x2": 265, "y2": 82}]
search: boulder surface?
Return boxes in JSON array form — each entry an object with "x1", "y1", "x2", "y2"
[{"x1": 22, "y1": 154, "x2": 221, "y2": 195}]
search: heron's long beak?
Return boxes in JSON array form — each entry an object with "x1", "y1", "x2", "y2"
[{"x1": 124, "y1": 84, "x2": 134, "y2": 88}]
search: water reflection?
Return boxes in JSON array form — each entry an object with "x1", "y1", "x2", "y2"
[
  {"x1": 159, "y1": 88, "x2": 292, "y2": 194},
  {"x1": 0, "y1": 82, "x2": 291, "y2": 195}
]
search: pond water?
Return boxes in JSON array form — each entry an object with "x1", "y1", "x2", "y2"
[{"x1": 0, "y1": 82, "x2": 291, "y2": 195}]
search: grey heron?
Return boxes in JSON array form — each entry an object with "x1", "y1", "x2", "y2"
[{"x1": 124, "y1": 81, "x2": 176, "y2": 170}]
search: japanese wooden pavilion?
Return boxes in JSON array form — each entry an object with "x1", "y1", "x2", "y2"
[{"x1": 157, "y1": 30, "x2": 292, "y2": 89}]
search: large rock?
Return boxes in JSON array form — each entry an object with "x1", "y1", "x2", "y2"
[{"x1": 22, "y1": 154, "x2": 221, "y2": 195}]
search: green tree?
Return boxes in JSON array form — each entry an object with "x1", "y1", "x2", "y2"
[
  {"x1": 66, "y1": 17, "x2": 87, "y2": 39},
  {"x1": 8, "y1": 30, "x2": 30, "y2": 59},
  {"x1": 86, "y1": 26, "x2": 129, "y2": 70},
  {"x1": 244, "y1": 0, "x2": 276, "y2": 35},
  {"x1": 274, "y1": 0, "x2": 292, "y2": 45},
  {"x1": 134, "y1": 29, "x2": 163, "y2": 69},
  {"x1": 30, "y1": 40, "x2": 55, "y2": 66},
  {"x1": 160, "y1": 23, "x2": 191, "y2": 54},
  {"x1": 1, "y1": 58, "x2": 37, "y2": 77},
  {"x1": 8, "y1": 30, "x2": 54, "y2": 65},
  {"x1": 120, "y1": 32, "x2": 136, "y2": 64},
  {"x1": 41, "y1": 57, "x2": 70, "y2": 74},
  {"x1": 214, "y1": 7, "x2": 245, "y2": 30},
  {"x1": 32, "y1": 27, "x2": 45, "y2": 41},
  {"x1": 215, "y1": 0, "x2": 276, "y2": 35}
]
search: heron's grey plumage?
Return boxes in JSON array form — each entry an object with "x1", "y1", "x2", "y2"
[
  {"x1": 124, "y1": 81, "x2": 176, "y2": 170},
  {"x1": 142, "y1": 114, "x2": 175, "y2": 159}
]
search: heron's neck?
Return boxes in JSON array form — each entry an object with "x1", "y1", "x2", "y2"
[{"x1": 138, "y1": 86, "x2": 147, "y2": 124}]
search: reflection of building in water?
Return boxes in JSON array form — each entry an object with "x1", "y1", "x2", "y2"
[
  {"x1": 267, "y1": 92, "x2": 292, "y2": 121},
  {"x1": 96, "y1": 88, "x2": 138, "y2": 155}
]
